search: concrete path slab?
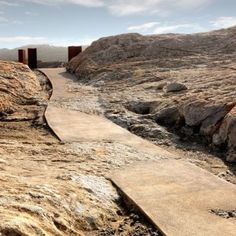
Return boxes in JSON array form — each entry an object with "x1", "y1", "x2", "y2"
[
  {"x1": 40, "y1": 68, "x2": 175, "y2": 158},
  {"x1": 111, "y1": 159, "x2": 236, "y2": 236}
]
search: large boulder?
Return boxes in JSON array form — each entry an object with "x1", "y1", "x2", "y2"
[
  {"x1": 154, "y1": 106, "x2": 181, "y2": 126},
  {"x1": 0, "y1": 61, "x2": 41, "y2": 120},
  {"x1": 181, "y1": 100, "x2": 233, "y2": 127},
  {"x1": 213, "y1": 106, "x2": 236, "y2": 162},
  {"x1": 181, "y1": 100, "x2": 236, "y2": 162},
  {"x1": 199, "y1": 103, "x2": 235, "y2": 137}
]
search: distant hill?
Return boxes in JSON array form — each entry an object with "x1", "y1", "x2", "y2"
[{"x1": 0, "y1": 44, "x2": 70, "y2": 62}]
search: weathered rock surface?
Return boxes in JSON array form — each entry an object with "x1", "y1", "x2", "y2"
[
  {"x1": 67, "y1": 26, "x2": 236, "y2": 162},
  {"x1": 67, "y1": 27, "x2": 236, "y2": 77},
  {"x1": 0, "y1": 61, "x2": 45, "y2": 121},
  {"x1": 213, "y1": 106, "x2": 236, "y2": 161},
  {"x1": 181, "y1": 101, "x2": 235, "y2": 138}
]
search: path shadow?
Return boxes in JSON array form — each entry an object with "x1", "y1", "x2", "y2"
[{"x1": 59, "y1": 71, "x2": 78, "y2": 83}]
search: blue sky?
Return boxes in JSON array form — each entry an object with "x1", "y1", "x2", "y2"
[{"x1": 0, "y1": 0, "x2": 236, "y2": 48}]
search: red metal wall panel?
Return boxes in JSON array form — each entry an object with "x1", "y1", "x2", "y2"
[
  {"x1": 28, "y1": 48, "x2": 37, "y2": 69},
  {"x1": 68, "y1": 46, "x2": 82, "y2": 62},
  {"x1": 18, "y1": 49, "x2": 26, "y2": 64}
]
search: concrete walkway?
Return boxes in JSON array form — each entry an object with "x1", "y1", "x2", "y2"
[
  {"x1": 40, "y1": 68, "x2": 236, "y2": 236},
  {"x1": 40, "y1": 68, "x2": 174, "y2": 158},
  {"x1": 111, "y1": 160, "x2": 236, "y2": 236}
]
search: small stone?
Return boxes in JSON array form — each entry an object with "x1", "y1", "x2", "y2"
[
  {"x1": 229, "y1": 210, "x2": 236, "y2": 218},
  {"x1": 156, "y1": 82, "x2": 167, "y2": 90},
  {"x1": 165, "y1": 82, "x2": 187, "y2": 93},
  {"x1": 217, "y1": 172, "x2": 226, "y2": 177}
]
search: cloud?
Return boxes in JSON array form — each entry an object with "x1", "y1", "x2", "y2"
[
  {"x1": 174, "y1": 0, "x2": 211, "y2": 9},
  {"x1": 0, "y1": 1, "x2": 19, "y2": 7},
  {"x1": 25, "y1": 11, "x2": 34, "y2": 15},
  {"x1": 0, "y1": 16, "x2": 23, "y2": 26},
  {"x1": 0, "y1": 36, "x2": 48, "y2": 45},
  {"x1": 127, "y1": 21, "x2": 206, "y2": 34},
  {"x1": 108, "y1": 0, "x2": 212, "y2": 16},
  {"x1": 128, "y1": 22, "x2": 160, "y2": 32},
  {"x1": 127, "y1": 16, "x2": 236, "y2": 35},
  {"x1": 109, "y1": 3, "x2": 149, "y2": 16},
  {"x1": 12, "y1": 20, "x2": 23, "y2": 25},
  {"x1": 0, "y1": 16, "x2": 8, "y2": 23},
  {"x1": 49, "y1": 37, "x2": 97, "y2": 46},
  {"x1": 16, "y1": 0, "x2": 212, "y2": 16},
  {"x1": 210, "y1": 17, "x2": 236, "y2": 28},
  {"x1": 0, "y1": 36, "x2": 96, "y2": 48},
  {"x1": 153, "y1": 24, "x2": 203, "y2": 34},
  {"x1": 18, "y1": 0, "x2": 104, "y2": 7}
]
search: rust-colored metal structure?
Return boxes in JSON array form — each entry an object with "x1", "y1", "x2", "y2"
[
  {"x1": 28, "y1": 48, "x2": 37, "y2": 69},
  {"x1": 68, "y1": 46, "x2": 82, "y2": 62},
  {"x1": 18, "y1": 49, "x2": 26, "y2": 64}
]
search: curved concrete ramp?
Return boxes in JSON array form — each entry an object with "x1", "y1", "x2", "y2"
[
  {"x1": 40, "y1": 68, "x2": 174, "y2": 158},
  {"x1": 111, "y1": 159, "x2": 236, "y2": 236}
]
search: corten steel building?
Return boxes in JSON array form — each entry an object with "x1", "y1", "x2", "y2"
[
  {"x1": 28, "y1": 48, "x2": 37, "y2": 69},
  {"x1": 68, "y1": 46, "x2": 82, "y2": 62}
]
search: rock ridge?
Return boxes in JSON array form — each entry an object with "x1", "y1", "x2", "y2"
[{"x1": 67, "y1": 26, "x2": 236, "y2": 162}]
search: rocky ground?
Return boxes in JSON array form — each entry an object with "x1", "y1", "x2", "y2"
[
  {"x1": 64, "y1": 65, "x2": 236, "y2": 184},
  {"x1": 0, "y1": 63, "x2": 161, "y2": 235},
  {"x1": 1, "y1": 26, "x2": 236, "y2": 236},
  {"x1": 67, "y1": 26, "x2": 236, "y2": 164}
]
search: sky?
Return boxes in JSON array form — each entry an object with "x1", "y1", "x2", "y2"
[{"x1": 0, "y1": 0, "x2": 236, "y2": 48}]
